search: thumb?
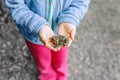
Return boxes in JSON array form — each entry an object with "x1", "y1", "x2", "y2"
[
  {"x1": 45, "y1": 40, "x2": 57, "y2": 52},
  {"x1": 70, "y1": 29, "x2": 76, "y2": 40},
  {"x1": 67, "y1": 38, "x2": 72, "y2": 47},
  {"x1": 58, "y1": 28, "x2": 63, "y2": 36}
]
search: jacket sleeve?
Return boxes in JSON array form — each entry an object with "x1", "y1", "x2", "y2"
[
  {"x1": 5, "y1": 0, "x2": 49, "y2": 34},
  {"x1": 58, "y1": 0, "x2": 90, "y2": 27}
]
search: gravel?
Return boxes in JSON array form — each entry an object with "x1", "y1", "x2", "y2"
[{"x1": 0, "y1": 0, "x2": 120, "y2": 80}]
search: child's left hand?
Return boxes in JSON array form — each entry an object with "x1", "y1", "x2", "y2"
[{"x1": 58, "y1": 23, "x2": 76, "y2": 47}]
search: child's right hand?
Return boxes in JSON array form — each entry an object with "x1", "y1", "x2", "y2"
[{"x1": 38, "y1": 25, "x2": 57, "y2": 52}]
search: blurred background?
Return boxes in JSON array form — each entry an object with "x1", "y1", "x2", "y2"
[{"x1": 0, "y1": 0, "x2": 120, "y2": 80}]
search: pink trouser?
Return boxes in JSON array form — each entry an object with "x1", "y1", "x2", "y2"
[{"x1": 25, "y1": 40, "x2": 68, "y2": 80}]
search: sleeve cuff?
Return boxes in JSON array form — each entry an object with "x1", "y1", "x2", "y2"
[
  {"x1": 31, "y1": 19, "x2": 50, "y2": 34},
  {"x1": 58, "y1": 15, "x2": 79, "y2": 27}
]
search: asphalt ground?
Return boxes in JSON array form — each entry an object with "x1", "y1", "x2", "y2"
[{"x1": 0, "y1": 0, "x2": 120, "y2": 80}]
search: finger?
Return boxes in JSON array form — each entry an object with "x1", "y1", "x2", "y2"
[
  {"x1": 45, "y1": 41, "x2": 57, "y2": 52},
  {"x1": 56, "y1": 46, "x2": 61, "y2": 51},
  {"x1": 49, "y1": 40, "x2": 56, "y2": 46},
  {"x1": 70, "y1": 29, "x2": 76, "y2": 40},
  {"x1": 67, "y1": 38, "x2": 73, "y2": 47},
  {"x1": 58, "y1": 30, "x2": 68, "y2": 39},
  {"x1": 58, "y1": 29, "x2": 64, "y2": 36},
  {"x1": 58, "y1": 26, "x2": 61, "y2": 35},
  {"x1": 49, "y1": 41, "x2": 61, "y2": 51},
  {"x1": 39, "y1": 35, "x2": 46, "y2": 44},
  {"x1": 58, "y1": 26, "x2": 65, "y2": 36},
  {"x1": 43, "y1": 36, "x2": 57, "y2": 52}
]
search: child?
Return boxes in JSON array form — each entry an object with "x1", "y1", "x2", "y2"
[{"x1": 5, "y1": 0, "x2": 90, "y2": 80}]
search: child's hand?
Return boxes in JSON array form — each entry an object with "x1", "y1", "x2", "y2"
[
  {"x1": 58, "y1": 23, "x2": 76, "y2": 47},
  {"x1": 38, "y1": 25, "x2": 57, "y2": 52}
]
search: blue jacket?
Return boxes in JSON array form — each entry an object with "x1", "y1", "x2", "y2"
[{"x1": 5, "y1": 0, "x2": 90, "y2": 44}]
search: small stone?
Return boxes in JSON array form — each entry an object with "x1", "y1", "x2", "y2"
[
  {"x1": 59, "y1": 35, "x2": 66, "y2": 41},
  {"x1": 63, "y1": 39, "x2": 69, "y2": 46},
  {"x1": 9, "y1": 76, "x2": 15, "y2": 80},
  {"x1": 50, "y1": 35, "x2": 69, "y2": 48},
  {"x1": 50, "y1": 36, "x2": 59, "y2": 45}
]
